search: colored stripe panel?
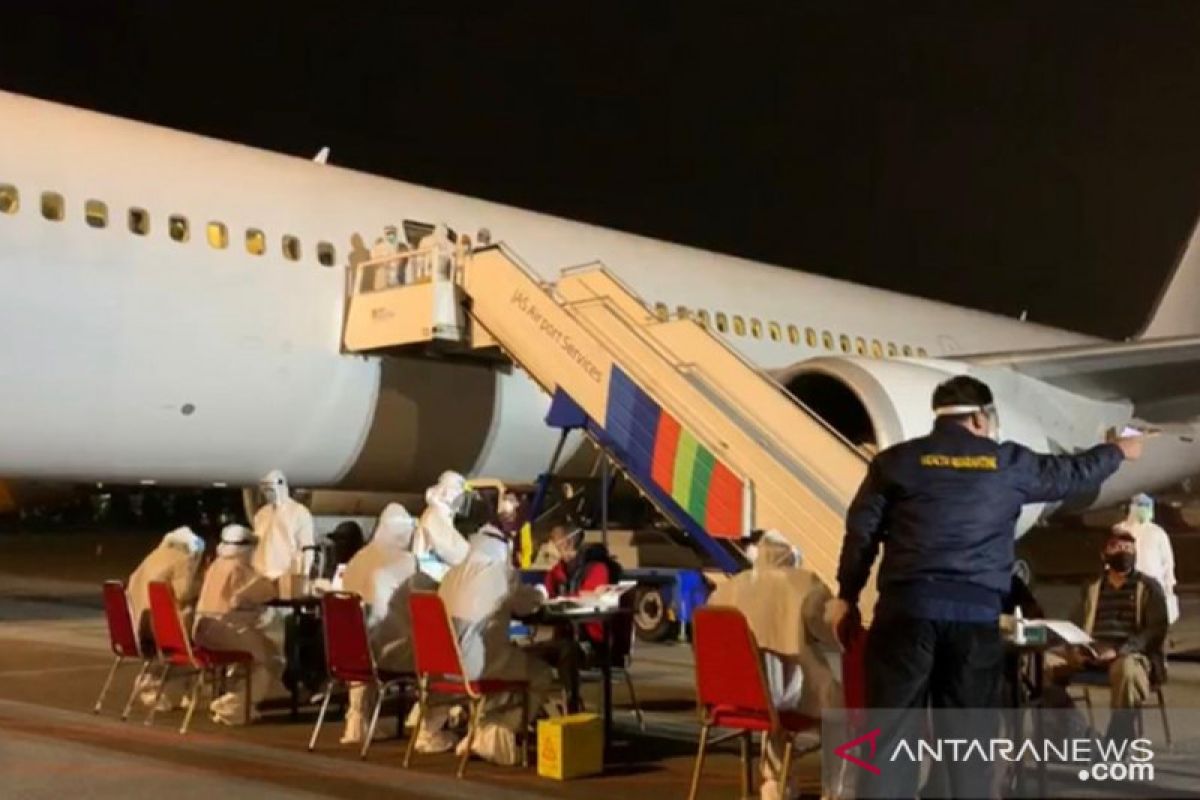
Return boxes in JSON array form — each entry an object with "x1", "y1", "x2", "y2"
[
  {"x1": 687, "y1": 446, "x2": 715, "y2": 523},
  {"x1": 672, "y1": 429, "x2": 699, "y2": 512},
  {"x1": 704, "y1": 460, "x2": 744, "y2": 538},
  {"x1": 650, "y1": 413, "x2": 681, "y2": 494}
]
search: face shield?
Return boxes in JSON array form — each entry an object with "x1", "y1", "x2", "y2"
[{"x1": 934, "y1": 403, "x2": 1000, "y2": 441}]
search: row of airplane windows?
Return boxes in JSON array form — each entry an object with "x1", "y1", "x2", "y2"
[
  {"x1": 0, "y1": 184, "x2": 339, "y2": 266},
  {"x1": 651, "y1": 301, "x2": 928, "y2": 358}
]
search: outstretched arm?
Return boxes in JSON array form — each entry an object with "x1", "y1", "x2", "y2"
[{"x1": 1012, "y1": 443, "x2": 1125, "y2": 504}]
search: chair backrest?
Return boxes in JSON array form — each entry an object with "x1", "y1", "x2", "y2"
[
  {"x1": 692, "y1": 606, "x2": 775, "y2": 725},
  {"x1": 147, "y1": 581, "x2": 195, "y2": 665},
  {"x1": 407, "y1": 591, "x2": 465, "y2": 680},
  {"x1": 101, "y1": 580, "x2": 141, "y2": 658},
  {"x1": 608, "y1": 588, "x2": 637, "y2": 665},
  {"x1": 841, "y1": 624, "x2": 868, "y2": 710},
  {"x1": 321, "y1": 591, "x2": 376, "y2": 682}
]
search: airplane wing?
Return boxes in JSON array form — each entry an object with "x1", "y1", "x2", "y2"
[{"x1": 966, "y1": 335, "x2": 1200, "y2": 421}]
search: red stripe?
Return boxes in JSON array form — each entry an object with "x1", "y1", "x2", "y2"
[
  {"x1": 650, "y1": 413, "x2": 681, "y2": 494},
  {"x1": 704, "y1": 460, "x2": 743, "y2": 538}
]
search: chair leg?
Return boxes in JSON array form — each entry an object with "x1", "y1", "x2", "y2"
[
  {"x1": 739, "y1": 731, "x2": 752, "y2": 798},
  {"x1": 779, "y1": 738, "x2": 795, "y2": 798},
  {"x1": 622, "y1": 669, "x2": 645, "y2": 731},
  {"x1": 145, "y1": 664, "x2": 172, "y2": 726},
  {"x1": 93, "y1": 656, "x2": 122, "y2": 714},
  {"x1": 308, "y1": 681, "x2": 336, "y2": 751},
  {"x1": 1158, "y1": 688, "x2": 1172, "y2": 749},
  {"x1": 687, "y1": 724, "x2": 711, "y2": 800},
  {"x1": 520, "y1": 690, "x2": 530, "y2": 769},
  {"x1": 362, "y1": 681, "x2": 386, "y2": 760},
  {"x1": 458, "y1": 697, "x2": 484, "y2": 779},
  {"x1": 1083, "y1": 688, "x2": 1095, "y2": 732},
  {"x1": 244, "y1": 663, "x2": 253, "y2": 725},
  {"x1": 180, "y1": 671, "x2": 203, "y2": 734},
  {"x1": 403, "y1": 689, "x2": 427, "y2": 769},
  {"x1": 121, "y1": 660, "x2": 153, "y2": 721}
]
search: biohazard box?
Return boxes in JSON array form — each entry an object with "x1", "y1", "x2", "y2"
[{"x1": 537, "y1": 713, "x2": 603, "y2": 780}]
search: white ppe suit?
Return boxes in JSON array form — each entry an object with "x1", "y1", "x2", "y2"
[
  {"x1": 415, "y1": 528, "x2": 551, "y2": 765},
  {"x1": 1115, "y1": 495, "x2": 1179, "y2": 624},
  {"x1": 194, "y1": 525, "x2": 284, "y2": 725},
  {"x1": 128, "y1": 527, "x2": 205, "y2": 709},
  {"x1": 709, "y1": 532, "x2": 839, "y2": 800},
  {"x1": 251, "y1": 470, "x2": 316, "y2": 581},
  {"x1": 411, "y1": 471, "x2": 470, "y2": 583},
  {"x1": 337, "y1": 503, "x2": 433, "y2": 744}
]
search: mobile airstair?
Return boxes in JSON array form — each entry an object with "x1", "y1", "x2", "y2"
[{"x1": 344, "y1": 243, "x2": 875, "y2": 612}]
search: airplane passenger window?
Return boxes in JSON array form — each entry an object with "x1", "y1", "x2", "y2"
[
  {"x1": 41, "y1": 192, "x2": 65, "y2": 222},
  {"x1": 128, "y1": 207, "x2": 150, "y2": 236},
  {"x1": 676, "y1": 305, "x2": 690, "y2": 320},
  {"x1": 169, "y1": 215, "x2": 189, "y2": 243},
  {"x1": 246, "y1": 228, "x2": 266, "y2": 256},
  {"x1": 653, "y1": 302, "x2": 669, "y2": 321},
  {"x1": 855, "y1": 337, "x2": 867, "y2": 356},
  {"x1": 806, "y1": 328, "x2": 818, "y2": 347},
  {"x1": 85, "y1": 200, "x2": 108, "y2": 229},
  {"x1": 283, "y1": 235, "x2": 302, "y2": 261},
  {"x1": 839, "y1": 334, "x2": 851, "y2": 353},
  {"x1": 733, "y1": 315, "x2": 746, "y2": 336},
  {"x1": 207, "y1": 222, "x2": 228, "y2": 249},
  {"x1": 317, "y1": 241, "x2": 336, "y2": 267},
  {"x1": 750, "y1": 318, "x2": 763, "y2": 338},
  {"x1": 918, "y1": 347, "x2": 928, "y2": 357},
  {"x1": 871, "y1": 339, "x2": 883, "y2": 358},
  {"x1": 822, "y1": 331, "x2": 833, "y2": 350},
  {"x1": 787, "y1": 325, "x2": 799, "y2": 345},
  {"x1": 902, "y1": 345, "x2": 913, "y2": 357},
  {"x1": 0, "y1": 184, "x2": 19, "y2": 214},
  {"x1": 716, "y1": 312, "x2": 729, "y2": 333},
  {"x1": 768, "y1": 322, "x2": 781, "y2": 342},
  {"x1": 887, "y1": 342, "x2": 898, "y2": 357},
  {"x1": 698, "y1": 309, "x2": 711, "y2": 329}
]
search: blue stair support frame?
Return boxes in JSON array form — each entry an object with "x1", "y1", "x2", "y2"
[{"x1": 544, "y1": 388, "x2": 741, "y2": 574}]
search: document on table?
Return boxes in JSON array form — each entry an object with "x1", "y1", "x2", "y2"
[{"x1": 1027, "y1": 619, "x2": 1092, "y2": 645}]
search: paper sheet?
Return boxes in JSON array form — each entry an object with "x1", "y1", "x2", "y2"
[{"x1": 1027, "y1": 619, "x2": 1092, "y2": 645}]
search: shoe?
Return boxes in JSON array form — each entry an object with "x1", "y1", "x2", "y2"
[
  {"x1": 340, "y1": 711, "x2": 364, "y2": 745},
  {"x1": 209, "y1": 692, "x2": 238, "y2": 714},
  {"x1": 415, "y1": 729, "x2": 460, "y2": 754},
  {"x1": 211, "y1": 708, "x2": 262, "y2": 726}
]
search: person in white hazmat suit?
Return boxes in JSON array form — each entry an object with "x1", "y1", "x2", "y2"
[
  {"x1": 128, "y1": 526, "x2": 206, "y2": 710},
  {"x1": 337, "y1": 502, "x2": 435, "y2": 744},
  {"x1": 194, "y1": 524, "x2": 284, "y2": 725},
  {"x1": 414, "y1": 526, "x2": 552, "y2": 765},
  {"x1": 709, "y1": 531, "x2": 840, "y2": 800},
  {"x1": 411, "y1": 470, "x2": 471, "y2": 583},
  {"x1": 252, "y1": 469, "x2": 316, "y2": 582},
  {"x1": 1115, "y1": 493, "x2": 1180, "y2": 624}
]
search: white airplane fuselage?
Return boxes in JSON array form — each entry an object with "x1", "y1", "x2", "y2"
[{"x1": 0, "y1": 90, "x2": 1181, "y2": 513}]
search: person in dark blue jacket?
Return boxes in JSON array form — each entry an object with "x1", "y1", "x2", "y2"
[{"x1": 831, "y1": 375, "x2": 1141, "y2": 798}]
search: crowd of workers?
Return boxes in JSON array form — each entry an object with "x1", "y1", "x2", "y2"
[
  {"x1": 117, "y1": 374, "x2": 1184, "y2": 797},
  {"x1": 361, "y1": 224, "x2": 492, "y2": 292}
]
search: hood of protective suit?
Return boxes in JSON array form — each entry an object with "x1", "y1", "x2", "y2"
[
  {"x1": 425, "y1": 470, "x2": 467, "y2": 512},
  {"x1": 260, "y1": 469, "x2": 290, "y2": 506},
  {"x1": 374, "y1": 503, "x2": 415, "y2": 550},
  {"x1": 162, "y1": 526, "x2": 205, "y2": 556},
  {"x1": 754, "y1": 530, "x2": 800, "y2": 570},
  {"x1": 217, "y1": 524, "x2": 256, "y2": 560}
]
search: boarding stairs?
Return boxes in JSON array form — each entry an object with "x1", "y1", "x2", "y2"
[{"x1": 343, "y1": 243, "x2": 875, "y2": 613}]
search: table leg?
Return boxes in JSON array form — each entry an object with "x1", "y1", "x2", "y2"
[
  {"x1": 602, "y1": 619, "x2": 614, "y2": 759},
  {"x1": 1033, "y1": 652, "x2": 1045, "y2": 799},
  {"x1": 285, "y1": 610, "x2": 300, "y2": 720}
]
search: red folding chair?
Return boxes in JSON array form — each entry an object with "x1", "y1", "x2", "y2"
[
  {"x1": 145, "y1": 580, "x2": 255, "y2": 733},
  {"x1": 404, "y1": 591, "x2": 530, "y2": 777},
  {"x1": 688, "y1": 607, "x2": 820, "y2": 800},
  {"x1": 95, "y1": 580, "x2": 154, "y2": 720},
  {"x1": 308, "y1": 591, "x2": 413, "y2": 758}
]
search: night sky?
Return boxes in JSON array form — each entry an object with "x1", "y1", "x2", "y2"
[{"x1": 3, "y1": 3, "x2": 1200, "y2": 338}]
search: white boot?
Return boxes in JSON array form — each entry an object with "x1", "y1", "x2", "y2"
[
  {"x1": 340, "y1": 710, "x2": 365, "y2": 745},
  {"x1": 415, "y1": 728, "x2": 460, "y2": 754}
]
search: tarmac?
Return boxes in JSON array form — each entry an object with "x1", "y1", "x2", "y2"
[{"x1": 3, "y1": 529, "x2": 1200, "y2": 798}]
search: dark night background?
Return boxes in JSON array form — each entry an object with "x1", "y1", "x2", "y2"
[{"x1": 2, "y1": 2, "x2": 1199, "y2": 338}]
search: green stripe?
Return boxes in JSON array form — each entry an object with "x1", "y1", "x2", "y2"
[
  {"x1": 688, "y1": 446, "x2": 715, "y2": 522},
  {"x1": 673, "y1": 430, "x2": 699, "y2": 511}
]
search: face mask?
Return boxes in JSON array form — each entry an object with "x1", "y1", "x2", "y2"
[
  {"x1": 1105, "y1": 552, "x2": 1135, "y2": 573},
  {"x1": 1134, "y1": 507, "x2": 1152, "y2": 525}
]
